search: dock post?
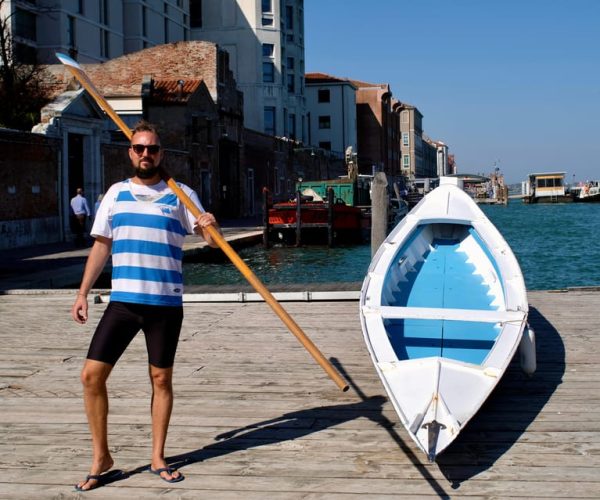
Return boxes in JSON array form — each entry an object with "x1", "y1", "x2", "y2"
[
  {"x1": 262, "y1": 187, "x2": 270, "y2": 248},
  {"x1": 327, "y1": 187, "x2": 334, "y2": 247},
  {"x1": 371, "y1": 172, "x2": 388, "y2": 256},
  {"x1": 295, "y1": 190, "x2": 302, "y2": 246}
]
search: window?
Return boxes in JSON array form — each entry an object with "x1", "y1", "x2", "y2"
[
  {"x1": 285, "y1": 5, "x2": 293, "y2": 29},
  {"x1": 263, "y1": 62, "x2": 275, "y2": 83},
  {"x1": 190, "y1": 0, "x2": 202, "y2": 28},
  {"x1": 318, "y1": 116, "x2": 331, "y2": 129},
  {"x1": 67, "y1": 16, "x2": 76, "y2": 47},
  {"x1": 401, "y1": 110, "x2": 409, "y2": 123},
  {"x1": 262, "y1": 0, "x2": 272, "y2": 12},
  {"x1": 164, "y1": 17, "x2": 169, "y2": 42},
  {"x1": 100, "y1": 29, "x2": 109, "y2": 58},
  {"x1": 319, "y1": 141, "x2": 331, "y2": 151},
  {"x1": 402, "y1": 132, "x2": 409, "y2": 147},
  {"x1": 288, "y1": 113, "x2": 296, "y2": 139},
  {"x1": 264, "y1": 107, "x2": 276, "y2": 136},
  {"x1": 403, "y1": 155, "x2": 411, "y2": 168},
  {"x1": 262, "y1": 17, "x2": 273, "y2": 26},
  {"x1": 142, "y1": 6, "x2": 147, "y2": 37},
  {"x1": 15, "y1": 8, "x2": 36, "y2": 41},
  {"x1": 78, "y1": 0, "x2": 85, "y2": 14},
  {"x1": 287, "y1": 73, "x2": 295, "y2": 93},
  {"x1": 100, "y1": 0, "x2": 109, "y2": 25},
  {"x1": 318, "y1": 89, "x2": 330, "y2": 103},
  {"x1": 287, "y1": 56, "x2": 294, "y2": 70},
  {"x1": 262, "y1": 43, "x2": 274, "y2": 57}
]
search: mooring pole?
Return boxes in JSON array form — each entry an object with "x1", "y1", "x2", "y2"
[
  {"x1": 371, "y1": 172, "x2": 388, "y2": 256},
  {"x1": 262, "y1": 187, "x2": 270, "y2": 248},
  {"x1": 295, "y1": 190, "x2": 302, "y2": 246},
  {"x1": 327, "y1": 187, "x2": 334, "y2": 247}
]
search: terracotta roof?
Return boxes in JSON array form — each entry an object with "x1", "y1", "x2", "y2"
[
  {"x1": 151, "y1": 79, "x2": 203, "y2": 103},
  {"x1": 349, "y1": 79, "x2": 389, "y2": 90}
]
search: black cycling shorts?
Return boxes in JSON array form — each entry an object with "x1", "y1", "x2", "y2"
[{"x1": 87, "y1": 301, "x2": 183, "y2": 368}]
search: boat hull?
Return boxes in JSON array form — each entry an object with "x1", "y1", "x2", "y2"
[{"x1": 359, "y1": 179, "x2": 529, "y2": 461}]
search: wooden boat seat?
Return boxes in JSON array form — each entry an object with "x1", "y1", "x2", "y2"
[{"x1": 365, "y1": 306, "x2": 525, "y2": 364}]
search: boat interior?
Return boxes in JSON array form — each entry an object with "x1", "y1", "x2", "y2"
[{"x1": 381, "y1": 222, "x2": 505, "y2": 365}]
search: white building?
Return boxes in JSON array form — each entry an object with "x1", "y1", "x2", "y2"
[
  {"x1": 4, "y1": 0, "x2": 306, "y2": 140},
  {"x1": 190, "y1": 0, "x2": 307, "y2": 140},
  {"x1": 305, "y1": 72, "x2": 357, "y2": 159},
  {"x1": 3, "y1": 0, "x2": 190, "y2": 64}
]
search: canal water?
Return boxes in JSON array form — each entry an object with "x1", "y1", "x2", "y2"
[{"x1": 184, "y1": 202, "x2": 600, "y2": 291}]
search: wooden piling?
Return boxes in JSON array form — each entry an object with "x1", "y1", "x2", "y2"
[
  {"x1": 371, "y1": 172, "x2": 388, "y2": 256},
  {"x1": 295, "y1": 190, "x2": 302, "y2": 246},
  {"x1": 327, "y1": 187, "x2": 334, "y2": 247},
  {"x1": 262, "y1": 187, "x2": 270, "y2": 248}
]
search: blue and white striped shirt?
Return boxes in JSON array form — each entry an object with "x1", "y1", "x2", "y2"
[{"x1": 91, "y1": 179, "x2": 202, "y2": 306}]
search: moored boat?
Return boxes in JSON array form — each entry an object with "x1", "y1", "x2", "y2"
[
  {"x1": 571, "y1": 181, "x2": 600, "y2": 202},
  {"x1": 265, "y1": 175, "x2": 407, "y2": 245},
  {"x1": 359, "y1": 177, "x2": 535, "y2": 461}
]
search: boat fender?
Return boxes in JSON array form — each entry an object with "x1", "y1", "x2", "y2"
[{"x1": 519, "y1": 325, "x2": 536, "y2": 376}]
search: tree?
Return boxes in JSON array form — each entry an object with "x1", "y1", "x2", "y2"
[{"x1": 0, "y1": 0, "x2": 50, "y2": 130}]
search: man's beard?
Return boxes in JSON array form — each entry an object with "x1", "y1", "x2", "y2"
[{"x1": 135, "y1": 164, "x2": 160, "y2": 179}]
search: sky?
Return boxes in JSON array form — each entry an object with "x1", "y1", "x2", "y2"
[{"x1": 304, "y1": 0, "x2": 600, "y2": 184}]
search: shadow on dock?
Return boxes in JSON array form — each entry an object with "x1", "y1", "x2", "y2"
[
  {"x1": 436, "y1": 306, "x2": 566, "y2": 488},
  {"x1": 161, "y1": 357, "x2": 453, "y2": 499}
]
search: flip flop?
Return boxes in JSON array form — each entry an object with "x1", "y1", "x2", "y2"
[
  {"x1": 150, "y1": 466, "x2": 185, "y2": 483},
  {"x1": 74, "y1": 469, "x2": 124, "y2": 491}
]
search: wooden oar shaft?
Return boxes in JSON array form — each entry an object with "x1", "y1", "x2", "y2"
[
  {"x1": 57, "y1": 53, "x2": 348, "y2": 391},
  {"x1": 164, "y1": 176, "x2": 348, "y2": 391}
]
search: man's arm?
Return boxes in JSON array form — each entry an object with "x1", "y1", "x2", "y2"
[{"x1": 71, "y1": 236, "x2": 112, "y2": 324}]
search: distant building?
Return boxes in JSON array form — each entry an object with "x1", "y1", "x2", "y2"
[
  {"x1": 395, "y1": 101, "x2": 424, "y2": 180},
  {"x1": 435, "y1": 141, "x2": 450, "y2": 177},
  {"x1": 2, "y1": 0, "x2": 191, "y2": 64},
  {"x1": 351, "y1": 80, "x2": 400, "y2": 178},
  {"x1": 191, "y1": 0, "x2": 307, "y2": 141},
  {"x1": 522, "y1": 172, "x2": 571, "y2": 203},
  {"x1": 305, "y1": 72, "x2": 357, "y2": 159}
]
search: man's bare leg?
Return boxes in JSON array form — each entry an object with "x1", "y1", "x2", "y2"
[
  {"x1": 77, "y1": 359, "x2": 114, "y2": 490},
  {"x1": 149, "y1": 365, "x2": 182, "y2": 481}
]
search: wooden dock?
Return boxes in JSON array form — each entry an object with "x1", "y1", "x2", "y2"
[{"x1": 0, "y1": 289, "x2": 599, "y2": 498}]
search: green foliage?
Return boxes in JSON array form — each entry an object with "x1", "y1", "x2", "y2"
[{"x1": 0, "y1": 0, "x2": 50, "y2": 130}]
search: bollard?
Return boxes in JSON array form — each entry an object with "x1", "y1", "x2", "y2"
[{"x1": 371, "y1": 172, "x2": 388, "y2": 256}]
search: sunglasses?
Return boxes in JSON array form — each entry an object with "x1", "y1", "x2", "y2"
[{"x1": 131, "y1": 144, "x2": 161, "y2": 155}]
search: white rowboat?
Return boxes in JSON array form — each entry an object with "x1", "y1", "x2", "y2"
[{"x1": 359, "y1": 177, "x2": 535, "y2": 461}]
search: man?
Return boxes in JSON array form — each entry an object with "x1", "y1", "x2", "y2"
[
  {"x1": 70, "y1": 187, "x2": 91, "y2": 246},
  {"x1": 71, "y1": 121, "x2": 220, "y2": 491}
]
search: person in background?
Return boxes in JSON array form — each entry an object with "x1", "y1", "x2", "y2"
[
  {"x1": 70, "y1": 120, "x2": 221, "y2": 491},
  {"x1": 70, "y1": 187, "x2": 91, "y2": 246}
]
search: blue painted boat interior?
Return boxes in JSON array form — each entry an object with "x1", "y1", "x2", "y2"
[{"x1": 383, "y1": 223, "x2": 501, "y2": 365}]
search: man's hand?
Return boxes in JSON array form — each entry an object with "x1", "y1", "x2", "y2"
[
  {"x1": 195, "y1": 212, "x2": 216, "y2": 230},
  {"x1": 71, "y1": 295, "x2": 88, "y2": 324},
  {"x1": 194, "y1": 212, "x2": 220, "y2": 248}
]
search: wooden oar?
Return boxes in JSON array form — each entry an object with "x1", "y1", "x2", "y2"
[{"x1": 56, "y1": 52, "x2": 348, "y2": 392}]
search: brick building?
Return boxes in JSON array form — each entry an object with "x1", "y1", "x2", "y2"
[
  {"x1": 1, "y1": 41, "x2": 342, "y2": 249},
  {"x1": 350, "y1": 80, "x2": 401, "y2": 180}
]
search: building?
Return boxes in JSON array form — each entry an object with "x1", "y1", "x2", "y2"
[
  {"x1": 190, "y1": 0, "x2": 307, "y2": 141},
  {"x1": 305, "y1": 72, "x2": 357, "y2": 159},
  {"x1": 1, "y1": 0, "x2": 191, "y2": 64},
  {"x1": 394, "y1": 101, "x2": 424, "y2": 180},
  {"x1": 351, "y1": 80, "x2": 400, "y2": 179}
]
